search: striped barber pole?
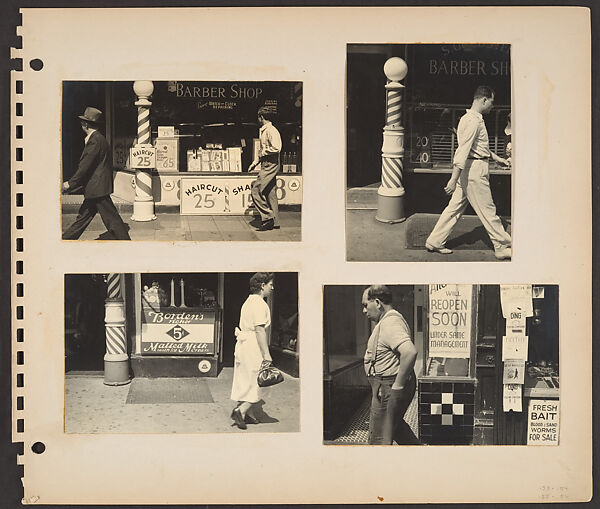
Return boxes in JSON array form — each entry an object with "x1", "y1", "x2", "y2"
[
  {"x1": 104, "y1": 273, "x2": 126, "y2": 356},
  {"x1": 106, "y1": 273, "x2": 122, "y2": 300},
  {"x1": 137, "y1": 106, "x2": 151, "y2": 145},
  {"x1": 134, "y1": 170, "x2": 153, "y2": 200},
  {"x1": 386, "y1": 89, "x2": 403, "y2": 126},
  {"x1": 381, "y1": 155, "x2": 404, "y2": 190}
]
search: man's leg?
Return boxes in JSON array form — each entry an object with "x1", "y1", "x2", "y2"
[
  {"x1": 62, "y1": 200, "x2": 97, "y2": 240},
  {"x1": 251, "y1": 174, "x2": 272, "y2": 222},
  {"x1": 264, "y1": 177, "x2": 280, "y2": 227},
  {"x1": 465, "y1": 161, "x2": 511, "y2": 252},
  {"x1": 389, "y1": 375, "x2": 420, "y2": 445},
  {"x1": 367, "y1": 378, "x2": 386, "y2": 444},
  {"x1": 96, "y1": 196, "x2": 131, "y2": 240},
  {"x1": 426, "y1": 179, "x2": 469, "y2": 249}
]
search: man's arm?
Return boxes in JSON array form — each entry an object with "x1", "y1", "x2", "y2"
[
  {"x1": 490, "y1": 151, "x2": 510, "y2": 167},
  {"x1": 445, "y1": 118, "x2": 479, "y2": 194},
  {"x1": 392, "y1": 340, "x2": 417, "y2": 390},
  {"x1": 67, "y1": 136, "x2": 100, "y2": 191}
]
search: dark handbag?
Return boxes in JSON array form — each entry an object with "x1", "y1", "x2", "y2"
[{"x1": 257, "y1": 360, "x2": 284, "y2": 387}]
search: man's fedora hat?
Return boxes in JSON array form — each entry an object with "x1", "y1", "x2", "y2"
[{"x1": 78, "y1": 107, "x2": 103, "y2": 125}]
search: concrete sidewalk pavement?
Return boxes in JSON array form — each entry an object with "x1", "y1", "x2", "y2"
[
  {"x1": 65, "y1": 368, "x2": 300, "y2": 434},
  {"x1": 61, "y1": 196, "x2": 301, "y2": 242}
]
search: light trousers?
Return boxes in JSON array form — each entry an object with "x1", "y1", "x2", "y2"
[{"x1": 426, "y1": 160, "x2": 511, "y2": 252}]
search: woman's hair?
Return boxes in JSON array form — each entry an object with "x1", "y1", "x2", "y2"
[
  {"x1": 249, "y1": 272, "x2": 274, "y2": 294},
  {"x1": 367, "y1": 284, "x2": 393, "y2": 305}
]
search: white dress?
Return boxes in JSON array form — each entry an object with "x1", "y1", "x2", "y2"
[{"x1": 230, "y1": 294, "x2": 271, "y2": 403}]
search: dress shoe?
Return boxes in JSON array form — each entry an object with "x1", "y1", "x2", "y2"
[
  {"x1": 495, "y1": 247, "x2": 512, "y2": 260},
  {"x1": 256, "y1": 219, "x2": 275, "y2": 231},
  {"x1": 425, "y1": 242, "x2": 453, "y2": 254},
  {"x1": 244, "y1": 414, "x2": 260, "y2": 425},
  {"x1": 230, "y1": 408, "x2": 247, "y2": 430}
]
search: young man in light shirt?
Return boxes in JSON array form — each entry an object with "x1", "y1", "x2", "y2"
[
  {"x1": 248, "y1": 106, "x2": 282, "y2": 231},
  {"x1": 425, "y1": 86, "x2": 511, "y2": 260}
]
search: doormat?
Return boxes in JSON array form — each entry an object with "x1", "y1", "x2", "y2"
[
  {"x1": 126, "y1": 377, "x2": 214, "y2": 404},
  {"x1": 405, "y1": 213, "x2": 510, "y2": 250}
]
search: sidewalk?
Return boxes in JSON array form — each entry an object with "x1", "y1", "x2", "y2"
[
  {"x1": 346, "y1": 188, "x2": 510, "y2": 262},
  {"x1": 65, "y1": 368, "x2": 300, "y2": 434},
  {"x1": 61, "y1": 196, "x2": 301, "y2": 242}
]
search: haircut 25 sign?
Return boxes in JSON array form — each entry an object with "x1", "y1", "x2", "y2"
[{"x1": 428, "y1": 284, "x2": 473, "y2": 358}]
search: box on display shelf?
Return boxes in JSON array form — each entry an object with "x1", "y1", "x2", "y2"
[{"x1": 186, "y1": 146, "x2": 244, "y2": 172}]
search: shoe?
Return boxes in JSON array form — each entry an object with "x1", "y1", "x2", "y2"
[
  {"x1": 245, "y1": 414, "x2": 260, "y2": 425},
  {"x1": 425, "y1": 242, "x2": 453, "y2": 254},
  {"x1": 230, "y1": 408, "x2": 247, "y2": 430},
  {"x1": 495, "y1": 247, "x2": 512, "y2": 260},
  {"x1": 256, "y1": 219, "x2": 275, "y2": 231}
]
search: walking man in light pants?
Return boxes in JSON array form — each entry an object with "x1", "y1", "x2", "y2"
[
  {"x1": 425, "y1": 86, "x2": 511, "y2": 260},
  {"x1": 249, "y1": 106, "x2": 282, "y2": 231}
]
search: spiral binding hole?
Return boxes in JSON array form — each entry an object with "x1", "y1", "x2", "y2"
[{"x1": 31, "y1": 442, "x2": 45, "y2": 454}]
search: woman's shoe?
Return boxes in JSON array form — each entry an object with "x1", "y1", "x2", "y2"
[
  {"x1": 245, "y1": 414, "x2": 260, "y2": 425},
  {"x1": 231, "y1": 408, "x2": 247, "y2": 430}
]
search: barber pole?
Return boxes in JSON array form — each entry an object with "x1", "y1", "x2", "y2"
[
  {"x1": 131, "y1": 80, "x2": 157, "y2": 221},
  {"x1": 104, "y1": 273, "x2": 130, "y2": 386},
  {"x1": 376, "y1": 57, "x2": 408, "y2": 223}
]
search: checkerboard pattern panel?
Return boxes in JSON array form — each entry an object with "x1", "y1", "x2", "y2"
[{"x1": 418, "y1": 380, "x2": 475, "y2": 445}]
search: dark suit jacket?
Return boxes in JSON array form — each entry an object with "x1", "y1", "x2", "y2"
[{"x1": 68, "y1": 130, "x2": 114, "y2": 199}]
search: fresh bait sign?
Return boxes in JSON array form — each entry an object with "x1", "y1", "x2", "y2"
[{"x1": 141, "y1": 307, "x2": 216, "y2": 355}]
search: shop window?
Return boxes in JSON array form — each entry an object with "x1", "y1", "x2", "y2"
[
  {"x1": 270, "y1": 273, "x2": 299, "y2": 353},
  {"x1": 140, "y1": 273, "x2": 219, "y2": 309}
]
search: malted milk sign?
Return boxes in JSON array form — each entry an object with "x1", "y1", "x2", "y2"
[
  {"x1": 180, "y1": 176, "x2": 302, "y2": 215},
  {"x1": 428, "y1": 284, "x2": 473, "y2": 358},
  {"x1": 141, "y1": 307, "x2": 216, "y2": 355},
  {"x1": 527, "y1": 399, "x2": 559, "y2": 445}
]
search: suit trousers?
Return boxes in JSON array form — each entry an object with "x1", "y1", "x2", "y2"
[
  {"x1": 63, "y1": 195, "x2": 131, "y2": 240},
  {"x1": 426, "y1": 159, "x2": 511, "y2": 252},
  {"x1": 367, "y1": 373, "x2": 420, "y2": 445},
  {"x1": 251, "y1": 154, "x2": 280, "y2": 226}
]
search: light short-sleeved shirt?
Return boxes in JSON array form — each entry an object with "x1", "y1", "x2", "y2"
[
  {"x1": 453, "y1": 109, "x2": 491, "y2": 169},
  {"x1": 258, "y1": 121, "x2": 282, "y2": 157},
  {"x1": 364, "y1": 309, "x2": 412, "y2": 377},
  {"x1": 239, "y1": 294, "x2": 271, "y2": 331}
]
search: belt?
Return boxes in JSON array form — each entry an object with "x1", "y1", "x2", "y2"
[{"x1": 468, "y1": 156, "x2": 489, "y2": 160}]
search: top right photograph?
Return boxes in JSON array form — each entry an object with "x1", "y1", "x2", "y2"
[{"x1": 346, "y1": 43, "x2": 512, "y2": 262}]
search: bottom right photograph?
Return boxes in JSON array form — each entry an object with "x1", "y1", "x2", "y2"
[{"x1": 323, "y1": 284, "x2": 559, "y2": 446}]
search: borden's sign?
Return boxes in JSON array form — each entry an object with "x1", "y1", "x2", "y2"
[
  {"x1": 141, "y1": 307, "x2": 216, "y2": 355},
  {"x1": 428, "y1": 284, "x2": 473, "y2": 358}
]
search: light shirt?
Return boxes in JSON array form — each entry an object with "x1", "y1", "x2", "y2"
[
  {"x1": 84, "y1": 128, "x2": 97, "y2": 145},
  {"x1": 239, "y1": 294, "x2": 271, "y2": 332},
  {"x1": 258, "y1": 121, "x2": 282, "y2": 157},
  {"x1": 364, "y1": 309, "x2": 412, "y2": 377},
  {"x1": 452, "y1": 109, "x2": 491, "y2": 169}
]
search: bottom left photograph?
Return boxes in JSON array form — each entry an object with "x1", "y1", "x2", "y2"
[{"x1": 64, "y1": 271, "x2": 300, "y2": 434}]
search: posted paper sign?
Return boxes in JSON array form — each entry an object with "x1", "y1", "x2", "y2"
[
  {"x1": 503, "y1": 359, "x2": 525, "y2": 384},
  {"x1": 527, "y1": 400, "x2": 560, "y2": 445},
  {"x1": 502, "y1": 333, "x2": 528, "y2": 361},
  {"x1": 503, "y1": 383, "x2": 522, "y2": 412},
  {"x1": 500, "y1": 284, "x2": 533, "y2": 318},
  {"x1": 428, "y1": 284, "x2": 473, "y2": 358}
]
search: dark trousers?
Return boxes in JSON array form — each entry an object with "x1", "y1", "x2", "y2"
[
  {"x1": 63, "y1": 195, "x2": 131, "y2": 240},
  {"x1": 251, "y1": 154, "x2": 280, "y2": 226},
  {"x1": 367, "y1": 373, "x2": 420, "y2": 445}
]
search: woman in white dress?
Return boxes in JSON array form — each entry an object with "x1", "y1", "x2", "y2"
[{"x1": 230, "y1": 272, "x2": 274, "y2": 429}]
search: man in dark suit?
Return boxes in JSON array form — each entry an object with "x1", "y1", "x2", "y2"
[{"x1": 62, "y1": 107, "x2": 131, "y2": 240}]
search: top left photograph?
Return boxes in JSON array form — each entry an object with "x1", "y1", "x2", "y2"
[{"x1": 61, "y1": 81, "x2": 303, "y2": 241}]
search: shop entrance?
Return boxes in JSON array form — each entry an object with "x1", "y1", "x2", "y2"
[
  {"x1": 222, "y1": 273, "x2": 253, "y2": 367},
  {"x1": 64, "y1": 274, "x2": 108, "y2": 372}
]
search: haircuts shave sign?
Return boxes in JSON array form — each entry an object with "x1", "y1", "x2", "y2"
[
  {"x1": 428, "y1": 284, "x2": 473, "y2": 358},
  {"x1": 180, "y1": 176, "x2": 302, "y2": 215},
  {"x1": 141, "y1": 307, "x2": 216, "y2": 355}
]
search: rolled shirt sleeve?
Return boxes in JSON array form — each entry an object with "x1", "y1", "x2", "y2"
[
  {"x1": 452, "y1": 115, "x2": 479, "y2": 170},
  {"x1": 259, "y1": 123, "x2": 282, "y2": 156}
]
